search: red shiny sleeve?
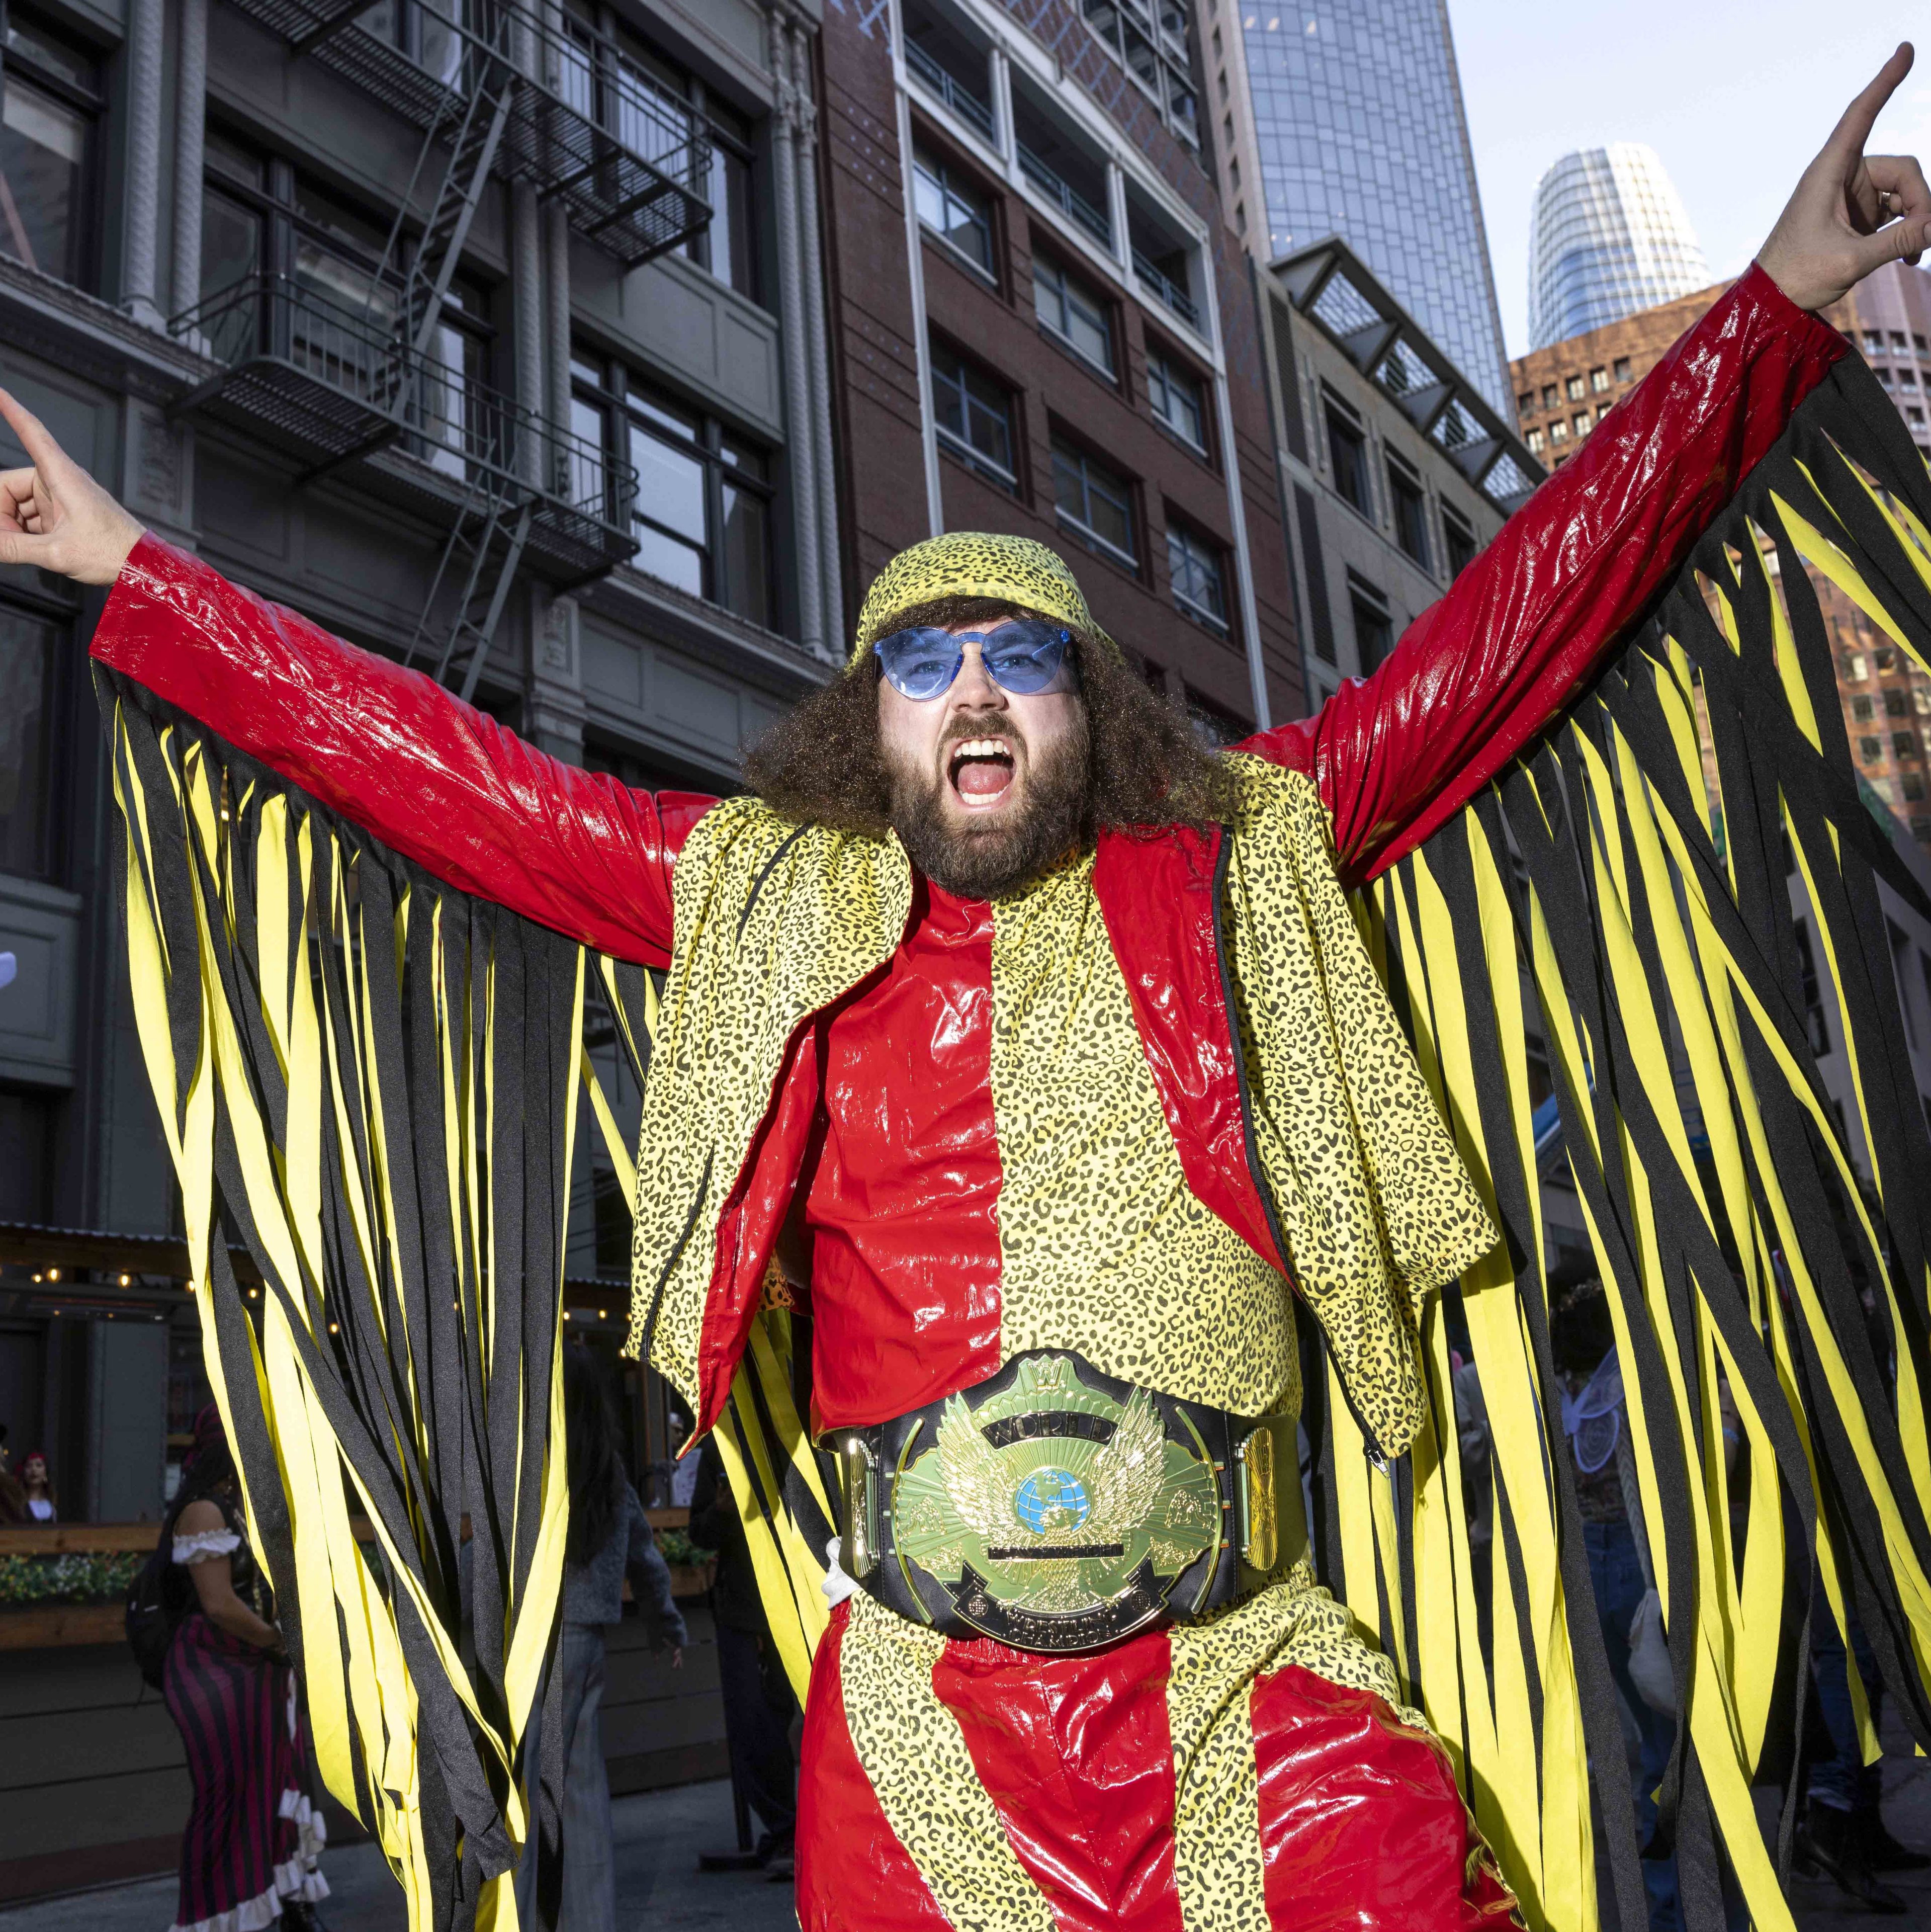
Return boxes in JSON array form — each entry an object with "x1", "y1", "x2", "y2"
[
  {"x1": 1236, "y1": 263, "x2": 1848, "y2": 887},
  {"x1": 90, "y1": 536, "x2": 713, "y2": 966}
]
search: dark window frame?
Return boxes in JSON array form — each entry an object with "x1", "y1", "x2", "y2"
[
  {"x1": 571, "y1": 346, "x2": 775, "y2": 628},
  {"x1": 929, "y1": 335, "x2": 1020, "y2": 493},
  {"x1": 1032, "y1": 245, "x2": 1115, "y2": 380},
  {"x1": 0, "y1": 10, "x2": 106, "y2": 293},
  {"x1": 1347, "y1": 568, "x2": 1392, "y2": 674},
  {"x1": 1050, "y1": 430, "x2": 1138, "y2": 572},
  {"x1": 1146, "y1": 338, "x2": 1210, "y2": 458},
  {"x1": 1324, "y1": 394, "x2": 1370, "y2": 518},
  {"x1": 1386, "y1": 455, "x2": 1429, "y2": 571},
  {"x1": 1441, "y1": 505, "x2": 1478, "y2": 580},
  {"x1": 913, "y1": 139, "x2": 998, "y2": 283},
  {"x1": 1165, "y1": 516, "x2": 1230, "y2": 634},
  {"x1": 0, "y1": 573, "x2": 75, "y2": 885}
]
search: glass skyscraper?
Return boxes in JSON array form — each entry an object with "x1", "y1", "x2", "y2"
[
  {"x1": 1527, "y1": 144, "x2": 1710, "y2": 350},
  {"x1": 1238, "y1": 1, "x2": 1510, "y2": 413}
]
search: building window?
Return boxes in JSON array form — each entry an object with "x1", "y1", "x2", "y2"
[
  {"x1": 0, "y1": 13, "x2": 102, "y2": 291},
  {"x1": 913, "y1": 145, "x2": 994, "y2": 275},
  {"x1": 1565, "y1": 374, "x2": 1585, "y2": 401},
  {"x1": 1894, "y1": 730, "x2": 1920, "y2": 760},
  {"x1": 1853, "y1": 694, "x2": 1876, "y2": 722},
  {"x1": 1905, "y1": 772, "x2": 1926, "y2": 801},
  {"x1": 1572, "y1": 411, "x2": 1592, "y2": 438},
  {"x1": 1540, "y1": 383, "x2": 1558, "y2": 408},
  {"x1": 1909, "y1": 406, "x2": 1926, "y2": 428},
  {"x1": 1549, "y1": 418, "x2": 1568, "y2": 444},
  {"x1": 200, "y1": 128, "x2": 496, "y2": 463},
  {"x1": 1349, "y1": 573, "x2": 1393, "y2": 673},
  {"x1": 1034, "y1": 252, "x2": 1114, "y2": 376},
  {"x1": 559, "y1": 3, "x2": 758, "y2": 299},
  {"x1": 1590, "y1": 366, "x2": 1609, "y2": 392},
  {"x1": 1051, "y1": 435, "x2": 1135, "y2": 567},
  {"x1": 1525, "y1": 426, "x2": 1545, "y2": 454},
  {"x1": 1166, "y1": 521, "x2": 1228, "y2": 631},
  {"x1": 0, "y1": 593, "x2": 62, "y2": 879},
  {"x1": 1892, "y1": 331, "x2": 1908, "y2": 349},
  {"x1": 1387, "y1": 461, "x2": 1429, "y2": 569},
  {"x1": 572, "y1": 352, "x2": 772, "y2": 627},
  {"x1": 1442, "y1": 507, "x2": 1477, "y2": 580},
  {"x1": 1516, "y1": 390, "x2": 1535, "y2": 416},
  {"x1": 1860, "y1": 734, "x2": 1883, "y2": 762},
  {"x1": 1865, "y1": 329, "x2": 1887, "y2": 355},
  {"x1": 1325, "y1": 401, "x2": 1370, "y2": 516},
  {"x1": 1916, "y1": 333, "x2": 1929, "y2": 353},
  {"x1": 1842, "y1": 652, "x2": 1868, "y2": 680},
  {"x1": 1613, "y1": 357, "x2": 1632, "y2": 381},
  {"x1": 1886, "y1": 689, "x2": 1910, "y2": 718},
  {"x1": 1901, "y1": 368, "x2": 1920, "y2": 391},
  {"x1": 930, "y1": 339, "x2": 1017, "y2": 490},
  {"x1": 1147, "y1": 347, "x2": 1206, "y2": 451}
]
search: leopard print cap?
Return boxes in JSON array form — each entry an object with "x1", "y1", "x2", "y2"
[{"x1": 851, "y1": 531, "x2": 1122, "y2": 664}]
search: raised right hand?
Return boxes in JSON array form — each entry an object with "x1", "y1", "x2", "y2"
[{"x1": 0, "y1": 385, "x2": 145, "y2": 585}]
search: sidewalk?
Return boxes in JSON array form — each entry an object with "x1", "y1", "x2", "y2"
[
  {"x1": 2, "y1": 1780, "x2": 798, "y2": 1932},
  {"x1": 8, "y1": 1749, "x2": 1926, "y2": 1931}
]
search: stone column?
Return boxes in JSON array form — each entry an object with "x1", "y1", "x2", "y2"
[
  {"x1": 791, "y1": 22, "x2": 842, "y2": 649},
  {"x1": 543, "y1": 202, "x2": 573, "y2": 495},
  {"x1": 767, "y1": 9, "x2": 824, "y2": 657},
  {"x1": 169, "y1": 0, "x2": 209, "y2": 322},
  {"x1": 121, "y1": 0, "x2": 168, "y2": 328},
  {"x1": 511, "y1": 184, "x2": 545, "y2": 487}
]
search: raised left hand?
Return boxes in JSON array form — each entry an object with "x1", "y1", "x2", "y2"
[{"x1": 1757, "y1": 42, "x2": 1930, "y2": 310}]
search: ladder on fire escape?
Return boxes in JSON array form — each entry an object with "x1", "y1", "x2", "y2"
[{"x1": 372, "y1": 34, "x2": 529, "y2": 698}]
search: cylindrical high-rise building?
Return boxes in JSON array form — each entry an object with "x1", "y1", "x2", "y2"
[
  {"x1": 1527, "y1": 144, "x2": 1710, "y2": 350},
  {"x1": 1233, "y1": 0, "x2": 1511, "y2": 413}
]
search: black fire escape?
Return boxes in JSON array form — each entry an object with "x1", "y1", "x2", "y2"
[{"x1": 169, "y1": 0, "x2": 713, "y2": 697}]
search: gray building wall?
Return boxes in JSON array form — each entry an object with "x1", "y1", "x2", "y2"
[{"x1": 0, "y1": 0, "x2": 838, "y2": 1519}]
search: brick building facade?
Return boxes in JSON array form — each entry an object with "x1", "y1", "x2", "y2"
[
  {"x1": 1508, "y1": 261, "x2": 1931, "y2": 855},
  {"x1": 816, "y1": 0, "x2": 1301, "y2": 734}
]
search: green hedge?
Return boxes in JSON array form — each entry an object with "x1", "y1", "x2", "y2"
[{"x1": 0, "y1": 1551, "x2": 144, "y2": 1608}]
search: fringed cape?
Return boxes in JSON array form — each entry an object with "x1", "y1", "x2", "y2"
[{"x1": 100, "y1": 355, "x2": 1931, "y2": 1932}]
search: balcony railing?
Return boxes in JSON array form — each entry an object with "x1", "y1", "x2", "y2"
[
  {"x1": 172, "y1": 273, "x2": 638, "y2": 580},
  {"x1": 905, "y1": 39, "x2": 995, "y2": 140},
  {"x1": 1018, "y1": 141, "x2": 1111, "y2": 248},
  {"x1": 220, "y1": 0, "x2": 710, "y2": 267},
  {"x1": 1133, "y1": 247, "x2": 1198, "y2": 329}
]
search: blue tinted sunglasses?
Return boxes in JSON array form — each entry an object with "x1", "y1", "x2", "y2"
[{"x1": 872, "y1": 620, "x2": 1075, "y2": 701}]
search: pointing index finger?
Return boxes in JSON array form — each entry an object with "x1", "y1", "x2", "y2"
[
  {"x1": 1824, "y1": 42, "x2": 1915, "y2": 170},
  {"x1": 0, "y1": 386, "x2": 68, "y2": 476}
]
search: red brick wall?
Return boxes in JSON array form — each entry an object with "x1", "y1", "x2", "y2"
[{"x1": 816, "y1": 1, "x2": 1302, "y2": 729}]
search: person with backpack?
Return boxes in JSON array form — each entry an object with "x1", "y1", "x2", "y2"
[{"x1": 152, "y1": 1404, "x2": 328, "y2": 1932}]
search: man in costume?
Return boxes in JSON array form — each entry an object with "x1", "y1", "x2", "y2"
[{"x1": 5, "y1": 47, "x2": 1930, "y2": 1932}]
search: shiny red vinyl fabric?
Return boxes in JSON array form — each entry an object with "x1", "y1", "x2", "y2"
[{"x1": 89, "y1": 262, "x2": 1847, "y2": 1437}]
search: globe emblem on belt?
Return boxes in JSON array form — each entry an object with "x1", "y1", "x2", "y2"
[{"x1": 1013, "y1": 1467, "x2": 1090, "y2": 1535}]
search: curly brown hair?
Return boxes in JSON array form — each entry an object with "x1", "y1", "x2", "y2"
[{"x1": 741, "y1": 596, "x2": 1240, "y2": 838}]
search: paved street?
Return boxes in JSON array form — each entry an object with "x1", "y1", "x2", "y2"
[
  {"x1": 8, "y1": 1742, "x2": 1928, "y2": 1931},
  {"x1": 4, "y1": 1780, "x2": 799, "y2": 1932}
]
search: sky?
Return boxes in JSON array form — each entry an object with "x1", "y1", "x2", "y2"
[{"x1": 1447, "y1": 5, "x2": 1931, "y2": 359}]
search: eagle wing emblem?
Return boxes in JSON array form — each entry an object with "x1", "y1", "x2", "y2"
[
  {"x1": 1087, "y1": 1388, "x2": 1167, "y2": 1540},
  {"x1": 935, "y1": 1396, "x2": 1013, "y2": 1541}
]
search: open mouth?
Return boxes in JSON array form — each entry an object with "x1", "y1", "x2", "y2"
[{"x1": 947, "y1": 736, "x2": 1016, "y2": 808}]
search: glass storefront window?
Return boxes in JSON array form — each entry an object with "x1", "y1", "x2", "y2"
[
  {"x1": 0, "y1": 603, "x2": 58, "y2": 879},
  {"x1": 0, "y1": 18, "x2": 99, "y2": 290}
]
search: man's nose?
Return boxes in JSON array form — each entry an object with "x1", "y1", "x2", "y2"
[{"x1": 950, "y1": 639, "x2": 1006, "y2": 708}]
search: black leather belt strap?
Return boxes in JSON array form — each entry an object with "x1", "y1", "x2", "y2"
[{"x1": 829, "y1": 1349, "x2": 1302, "y2": 1653}]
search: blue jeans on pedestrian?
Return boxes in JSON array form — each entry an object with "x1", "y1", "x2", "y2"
[{"x1": 1585, "y1": 1518, "x2": 1682, "y2": 1932}]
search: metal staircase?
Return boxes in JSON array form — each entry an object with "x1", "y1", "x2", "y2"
[{"x1": 171, "y1": 0, "x2": 704, "y2": 690}]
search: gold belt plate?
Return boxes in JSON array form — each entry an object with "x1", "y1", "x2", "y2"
[{"x1": 888, "y1": 1354, "x2": 1223, "y2": 1649}]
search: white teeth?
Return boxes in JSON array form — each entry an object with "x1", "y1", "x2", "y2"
[{"x1": 953, "y1": 738, "x2": 1013, "y2": 760}]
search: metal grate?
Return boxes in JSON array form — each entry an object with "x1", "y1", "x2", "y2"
[
  {"x1": 173, "y1": 273, "x2": 638, "y2": 580},
  {"x1": 218, "y1": 0, "x2": 713, "y2": 267}
]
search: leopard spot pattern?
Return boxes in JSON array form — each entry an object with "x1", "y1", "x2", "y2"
[
  {"x1": 987, "y1": 851, "x2": 1301, "y2": 1416},
  {"x1": 1220, "y1": 757, "x2": 1500, "y2": 1455},
  {"x1": 840, "y1": 1591, "x2": 1059, "y2": 1932}
]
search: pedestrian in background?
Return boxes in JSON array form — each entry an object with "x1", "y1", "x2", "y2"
[
  {"x1": 519, "y1": 1346, "x2": 686, "y2": 1932},
  {"x1": 161, "y1": 1404, "x2": 327, "y2": 1932},
  {"x1": 691, "y1": 1437, "x2": 797, "y2": 1881},
  {"x1": 17, "y1": 1449, "x2": 55, "y2": 1522}
]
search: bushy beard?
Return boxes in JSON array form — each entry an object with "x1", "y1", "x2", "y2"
[{"x1": 887, "y1": 708, "x2": 1092, "y2": 899}]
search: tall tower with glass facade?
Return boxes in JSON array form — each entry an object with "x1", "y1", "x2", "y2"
[
  {"x1": 1228, "y1": 1, "x2": 1511, "y2": 413},
  {"x1": 1527, "y1": 144, "x2": 1710, "y2": 350}
]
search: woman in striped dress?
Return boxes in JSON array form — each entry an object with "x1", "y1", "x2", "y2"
[{"x1": 162, "y1": 1407, "x2": 328, "y2": 1932}]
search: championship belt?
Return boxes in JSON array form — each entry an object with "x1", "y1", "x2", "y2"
[{"x1": 833, "y1": 1350, "x2": 1301, "y2": 1652}]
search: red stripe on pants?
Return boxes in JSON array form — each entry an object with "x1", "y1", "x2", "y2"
[
  {"x1": 1252, "y1": 1663, "x2": 1516, "y2": 1931},
  {"x1": 931, "y1": 1626, "x2": 1186, "y2": 1932},
  {"x1": 796, "y1": 1603, "x2": 954, "y2": 1932}
]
